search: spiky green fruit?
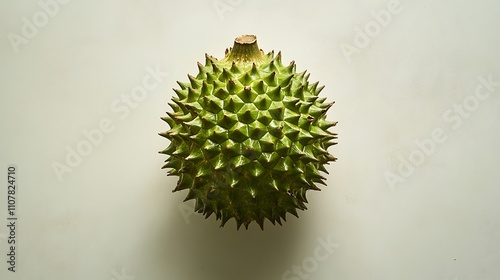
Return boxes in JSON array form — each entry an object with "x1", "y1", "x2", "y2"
[{"x1": 160, "y1": 35, "x2": 337, "y2": 230}]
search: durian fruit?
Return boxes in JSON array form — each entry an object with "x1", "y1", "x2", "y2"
[{"x1": 160, "y1": 35, "x2": 337, "y2": 230}]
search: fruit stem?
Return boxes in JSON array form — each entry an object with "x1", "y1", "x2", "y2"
[{"x1": 224, "y1": 35, "x2": 264, "y2": 64}]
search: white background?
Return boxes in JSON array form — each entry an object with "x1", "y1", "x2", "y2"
[{"x1": 1, "y1": 0, "x2": 500, "y2": 279}]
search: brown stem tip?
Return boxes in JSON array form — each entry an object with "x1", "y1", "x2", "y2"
[{"x1": 224, "y1": 34, "x2": 264, "y2": 64}]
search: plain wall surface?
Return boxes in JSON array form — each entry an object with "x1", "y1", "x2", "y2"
[{"x1": 1, "y1": 0, "x2": 499, "y2": 279}]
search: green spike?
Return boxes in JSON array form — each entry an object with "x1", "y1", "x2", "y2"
[
  {"x1": 323, "y1": 140, "x2": 337, "y2": 149},
  {"x1": 268, "y1": 120, "x2": 284, "y2": 138},
  {"x1": 221, "y1": 139, "x2": 239, "y2": 158},
  {"x1": 268, "y1": 102, "x2": 285, "y2": 121},
  {"x1": 283, "y1": 109, "x2": 300, "y2": 125},
  {"x1": 248, "y1": 121, "x2": 267, "y2": 140},
  {"x1": 316, "y1": 97, "x2": 327, "y2": 104},
  {"x1": 309, "y1": 125, "x2": 331, "y2": 138},
  {"x1": 253, "y1": 93, "x2": 272, "y2": 110},
  {"x1": 256, "y1": 214, "x2": 265, "y2": 230},
  {"x1": 317, "y1": 119, "x2": 337, "y2": 131},
  {"x1": 200, "y1": 113, "x2": 217, "y2": 129},
  {"x1": 279, "y1": 74, "x2": 294, "y2": 87},
  {"x1": 188, "y1": 74, "x2": 201, "y2": 89},
  {"x1": 309, "y1": 81, "x2": 319, "y2": 93},
  {"x1": 242, "y1": 138, "x2": 260, "y2": 160},
  {"x1": 252, "y1": 80, "x2": 266, "y2": 94},
  {"x1": 258, "y1": 133, "x2": 276, "y2": 153},
  {"x1": 186, "y1": 149, "x2": 204, "y2": 162},
  {"x1": 263, "y1": 71, "x2": 276, "y2": 86},
  {"x1": 238, "y1": 72, "x2": 253, "y2": 86},
  {"x1": 288, "y1": 144, "x2": 305, "y2": 161},
  {"x1": 173, "y1": 88, "x2": 188, "y2": 100},
  {"x1": 288, "y1": 207, "x2": 299, "y2": 218},
  {"x1": 219, "y1": 68, "x2": 233, "y2": 82},
  {"x1": 298, "y1": 130, "x2": 315, "y2": 145},
  {"x1": 186, "y1": 87, "x2": 199, "y2": 102},
  {"x1": 249, "y1": 63, "x2": 260, "y2": 78},
  {"x1": 168, "y1": 102, "x2": 183, "y2": 113},
  {"x1": 189, "y1": 130, "x2": 208, "y2": 145},
  {"x1": 307, "y1": 105, "x2": 326, "y2": 118},
  {"x1": 274, "y1": 140, "x2": 289, "y2": 157},
  {"x1": 211, "y1": 60, "x2": 221, "y2": 74},
  {"x1": 237, "y1": 107, "x2": 259, "y2": 124},
  {"x1": 237, "y1": 86, "x2": 258, "y2": 103},
  {"x1": 223, "y1": 95, "x2": 245, "y2": 113},
  {"x1": 208, "y1": 125, "x2": 228, "y2": 143},
  {"x1": 258, "y1": 151, "x2": 280, "y2": 168},
  {"x1": 232, "y1": 155, "x2": 251, "y2": 168},
  {"x1": 299, "y1": 101, "x2": 313, "y2": 114},
  {"x1": 318, "y1": 164, "x2": 329, "y2": 174},
  {"x1": 171, "y1": 140, "x2": 190, "y2": 155},
  {"x1": 204, "y1": 53, "x2": 214, "y2": 67},
  {"x1": 226, "y1": 79, "x2": 242, "y2": 94},
  {"x1": 301, "y1": 146, "x2": 319, "y2": 163},
  {"x1": 210, "y1": 154, "x2": 227, "y2": 170},
  {"x1": 184, "y1": 117, "x2": 202, "y2": 134},
  {"x1": 230, "y1": 62, "x2": 241, "y2": 74},
  {"x1": 199, "y1": 96, "x2": 223, "y2": 113},
  {"x1": 201, "y1": 139, "x2": 221, "y2": 159},
  {"x1": 305, "y1": 96, "x2": 319, "y2": 103},
  {"x1": 273, "y1": 156, "x2": 294, "y2": 172},
  {"x1": 256, "y1": 110, "x2": 273, "y2": 125},
  {"x1": 220, "y1": 211, "x2": 233, "y2": 227},
  {"x1": 266, "y1": 86, "x2": 283, "y2": 101},
  {"x1": 275, "y1": 51, "x2": 282, "y2": 66},
  {"x1": 200, "y1": 80, "x2": 212, "y2": 96},
  {"x1": 311, "y1": 144, "x2": 329, "y2": 157},
  {"x1": 297, "y1": 116, "x2": 311, "y2": 130},
  {"x1": 294, "y1": 70, "x2": 306, "y2": 81},
  {"x1": 282, "y1": 122, "x2": 301, "y2": 141},
  {"x1": 268, "y1": 60, "x2": 278, "y2": 72},
  {"x1": 228, "y1": 122, "x2": 249, "y2": 142},
  {"x1": 196, "y1": 62, "x2": 206, "y2": 78},
  {"x1": 159, "y1": 142, "x2": 177, "y2": 155},
  {"x1": 283, "y1": 96, "x2": 301, "y2": 112},
  {"x1": 160, "y1": 116, "x2": 176, "y2": 128},
  {"x1": 315, "y1": 84, "x2": 325, "y2": 95},
  {"x1": 218, "y1": 112, "x2": 238, "y2": 129},
  {"x1": 184, "y1": 102, "x2": 203, "y2": 114},
  {"x1": 206, "y1": 72, "x2": 216, "y2": 84},
  {"x1": 292, "y1": 85, "x2": 305, "y2": 99},
  {"x1": 177, "y1": 81, "x2": 190, "y2": 90},
  {"x1": 214, "y1": 87, "x2": 230, "y2": 100},
  {"x1": 158, "y1": 131, "x2": 170, "y2": 140},
  {"x1": 284, "y1": 61, "x2": 296, "y2": 74}
]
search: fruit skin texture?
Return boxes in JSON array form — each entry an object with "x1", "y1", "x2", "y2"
[{"x1": 160, "y1": 35, "x2": 337, "y2": 230}]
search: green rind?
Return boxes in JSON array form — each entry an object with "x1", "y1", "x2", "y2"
[{"x1": 160, "y1": 42, "x2": 337, "y2": 230}]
